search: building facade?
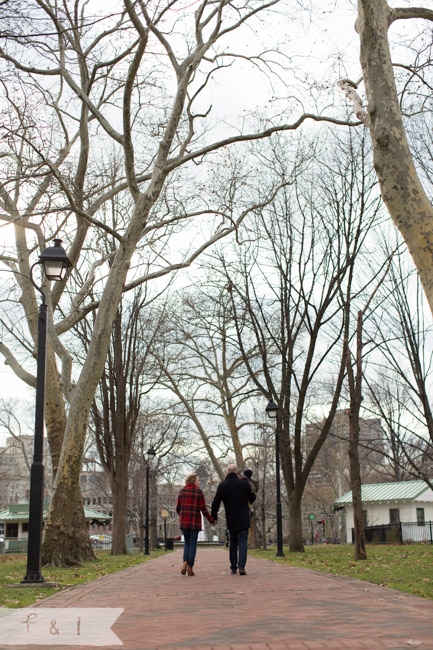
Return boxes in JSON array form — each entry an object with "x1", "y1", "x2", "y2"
[{"x1": 335, "y1": 479, "x2": 433, "y2": 543}]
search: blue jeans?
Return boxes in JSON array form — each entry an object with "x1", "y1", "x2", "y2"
[
  {"x1": 229, "y1": 528, "x2": 248, "y2": 571},
  {"x1": 182, "y1": 528, "x2": 199, "y2": 567}
]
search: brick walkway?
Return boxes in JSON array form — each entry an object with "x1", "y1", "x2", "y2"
[{"x1": 2, "y1": 548, "x2": 433, "y2": 650}]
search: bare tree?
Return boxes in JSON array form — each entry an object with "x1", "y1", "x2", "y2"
[
  {"x1": 366, "y1": 250, "x2": 433, "y2": 490},
  {"x1": 365, "y1": 377, "x2": 421, "y2": 482},
  {"x1": 76, "y1": 289, "x2": 162, "y2": 554},
  {"x1": 345, "y1": 257, "x2": 393, "y2": 561},
  {"x1": 219, "y1": 131, "x2": 383, "y2": 552},
  {"x1": 149, "y1": 284, "x2": 264, "y2": 479}
]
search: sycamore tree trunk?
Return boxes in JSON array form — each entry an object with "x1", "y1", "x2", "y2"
[
  {"x1": 43, "y1": 335, "x2": 96, "y2": 562},
  {"x1": 357, "y1": 0, "x2": 433, "y2": 314},
  {"x1": 44, "y1": 350, "x2": 67, "y2": 478},
  {"x1": 43, "y1": 193, "x2": 166, "y2": 565}
]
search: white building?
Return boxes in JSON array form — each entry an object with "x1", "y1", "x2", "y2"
[{"x1": 335, "y1": 480, "x2": 433, "y2": 543}]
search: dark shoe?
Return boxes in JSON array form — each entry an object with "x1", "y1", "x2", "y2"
[
  {"x1": 181, "y1": 561, "x2": 188, "y2": 575},
  {"x1": 230, "y1": 569, "x2": 237, "y2": 574},
  {"x1": 239, "y1": 569, "x2": 247, "y2": 575},
  {"x1": 187, "y1": 565, "x2": 195, "y2": 576}
]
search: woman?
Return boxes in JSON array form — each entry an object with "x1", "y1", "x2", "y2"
[{"x1": 176, "y1": 473, "x2": 216, "y2": 576}]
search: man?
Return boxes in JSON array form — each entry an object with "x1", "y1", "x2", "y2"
[{"x1": 211, "y1": 463, "x2": 256, "y2": 575}]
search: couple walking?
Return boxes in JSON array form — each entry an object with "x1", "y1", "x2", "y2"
[{"x1": 176, "y1": 463, "x2": 256, "y2": 576}]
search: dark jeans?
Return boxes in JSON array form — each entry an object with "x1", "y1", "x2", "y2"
[
  {"x1": 182, "y1": 528, "x2": 199, "y2": 566},
  {"x1": 229, "y1": 528, "x2": 248, "y2": 571}
]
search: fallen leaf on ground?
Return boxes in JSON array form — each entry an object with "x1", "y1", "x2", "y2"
[{"x1": 406, "y1": 640, "x2": 422, "y2": 646}]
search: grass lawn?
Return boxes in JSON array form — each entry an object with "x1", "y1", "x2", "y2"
[
  {"x1": 250, "y1": 543, "x2": 433, "y2": 600},
  {"x1": 0, "y1": 550, "x2": 165, "y2": 608}
]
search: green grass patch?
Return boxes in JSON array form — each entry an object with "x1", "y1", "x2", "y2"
[
  {"x1": 0, "y1": 549, "x2": 166, "y2": 608},
  {"x1": 250, "y1": 544, "x2": 433, "y2": 600}
]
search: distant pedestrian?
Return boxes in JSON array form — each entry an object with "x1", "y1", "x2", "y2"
[
  {"x1": 211, "y1": 463, "x2": 256, "y2": 575},
  {"x1": 176, "y1": 473, "x2": 216, "y2": 576}
]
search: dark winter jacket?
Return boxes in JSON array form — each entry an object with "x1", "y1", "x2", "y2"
[{"x1": 211, "y1": 472, "x2": 256, "y2": 532}]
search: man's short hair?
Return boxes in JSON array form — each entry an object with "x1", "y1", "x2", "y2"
[{"x1": 227, "y1": 463, "x2": 238, "y2": 474}]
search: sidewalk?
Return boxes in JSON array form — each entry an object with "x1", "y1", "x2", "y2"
[{"x1": 3, "y1": 547, "x2": 433, "y2": 650}]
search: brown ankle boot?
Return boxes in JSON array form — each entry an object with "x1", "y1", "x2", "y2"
[
  {"x1": 187, "y1": 565, "x2": 195, "y2": 576},
  {"x1": 181, "y1": 561, "x2": 188, "y2": 575}
]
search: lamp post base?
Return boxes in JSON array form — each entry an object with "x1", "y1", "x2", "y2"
[{"x1": 21, "y1": 573, "x2": 46, "y2": 584}]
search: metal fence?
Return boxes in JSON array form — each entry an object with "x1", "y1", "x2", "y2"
[
  {"x1": 352, "y1": 521, "x2": 433, "y2": 544},
  {"x1": 0, "y1": 538, "x2": 28, "y2": 553}
]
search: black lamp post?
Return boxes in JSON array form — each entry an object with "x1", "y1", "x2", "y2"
[
  {"x1": 265, "y1": 398, "x2": 285, "y2": 557},
  {"x1": 22, "y1": 239, "x2": 72, "y2": 584},
  {"x1": 144, "y1": 446, "x2": 156, "y2": 556}
]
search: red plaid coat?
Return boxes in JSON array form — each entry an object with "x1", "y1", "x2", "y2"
[{"x1": 176, "y1": 484, "x2": 215, "y2": 530}]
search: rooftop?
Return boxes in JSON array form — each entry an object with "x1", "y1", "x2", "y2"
[
  {"x1": 0, "y1": 504, "x2": 111, "y2": 523},
  {"x1": 335, "y1": 479, "x2": 432, "y2": 505}
]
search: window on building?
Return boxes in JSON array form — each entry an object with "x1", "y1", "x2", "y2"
[
  {"x1": 22, "y1": 523, "x2": 29, "y2": 533},
  {"x1": 6, "y1": 523, "x2": 18, "y2": 538},
  {"x1": 389, "y1": 508, "x2": 400, "y2": 524},
  {"x1": 416, "y1": 508, "x2": 425, "y2": 526}
]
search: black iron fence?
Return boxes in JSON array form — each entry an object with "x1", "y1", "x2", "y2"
[{"x1": 352, "y1": 521, "x2": 433, "y2": 544}]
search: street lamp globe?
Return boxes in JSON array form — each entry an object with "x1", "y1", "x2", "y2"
[
  {"x1": 265, "y1": 398, "x2": 279, "y2": 418},
  {"x1": 147, "y1": 446, "x2": 156, "y2": 461},
  {"x1": 39, "y1": 239, "x2": 72, "y2": 282}
]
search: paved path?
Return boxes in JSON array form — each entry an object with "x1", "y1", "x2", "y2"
[{"x1": 2, "y1": 548, "x2": 433, "y2": 650}]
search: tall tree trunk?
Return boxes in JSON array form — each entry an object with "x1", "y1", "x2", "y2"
[
  {"x1": 111, "y1": 464, "x2": 128, "y2": 555},
  {"x1": 248, "y1": 513, "x2": 259, "y2": 549},
  {"x1": 348, "y1": 431, "x2": 367, "y2": 560},
  {"x1": 346, "y1": 310, "x2": 367, "y2": 561},
  {"x1": 44, "y1": 349, "x2": 67, "y2": 478},
  {"x1": 261, "y1": 506, "x2": 267, "y2": 551},
  {"x1": 357, "y1": 0, "x2": 433, "y2": 315},
  {"x1": 288, "y1": 493, "x2": 304, "y2": 553},
  {"x1": 42, "y1": 348, "x2": 96, "y2": 564}
]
